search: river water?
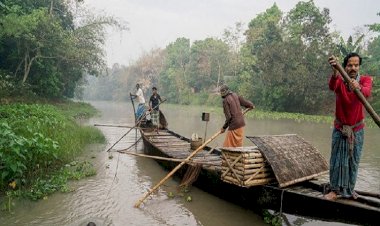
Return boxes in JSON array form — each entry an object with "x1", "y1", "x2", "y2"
[{"x1": 1, "y1": 101, "x2": 379, "y2": 226}]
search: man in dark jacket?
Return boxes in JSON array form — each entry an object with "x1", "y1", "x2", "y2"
[{"x1": 219, "y1": 85, "x2": 254, "y2": 147}]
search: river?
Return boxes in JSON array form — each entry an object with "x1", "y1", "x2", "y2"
[{"x1": 1, "y1": 101, "x2": 379, "y2": 226}]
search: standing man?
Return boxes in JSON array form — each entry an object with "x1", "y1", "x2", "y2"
[
  {"x1": 130, "y1": 83, "x2": 146, "y2": 121},
  {"x1": 324, "y1": 53, "x2": 373, "y2": 200},
  {"x1": 149, "y1": 87, "x2": 162, "y2": 131},
  {"x1": 219, "y1": 85, "x2": 254, "y2": 147}
]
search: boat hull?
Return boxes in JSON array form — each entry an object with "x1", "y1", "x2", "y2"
[{"x1": 140, "y1": 128, "x2": 380, "y2": 225}]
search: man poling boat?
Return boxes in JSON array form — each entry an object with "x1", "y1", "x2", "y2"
[{"x1": 325, "y1": 53, "x2": 377, "y2": 201}]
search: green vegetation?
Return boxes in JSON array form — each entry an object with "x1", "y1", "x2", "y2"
[
  {"x1": 167, "y1": 103, "x2": 331, "y2": 124},
  {"x1": 0, "y1": 0, "x2": 118, "y2": 209},
  {"x1": 166, "y1": 186, "x2": 193, "y2": 203},
  {"x1": 262, "y1": 209, "x2": 283, "y2": 226},
  {"x1": 0, "y1": 102, "x2": 105, "y2": 207},
  {"x1": 0, "y1": 0, "x2": 126, "y2": 100},
  {"x1": 167, "y1": 103, "x2": 379, "y2": 128},
  {"x1": 82, "y1": 1, "x2": 380, "y2": 117},
  {"x1": 54, "y1": 101, "x2": 100, "y2": 119}
]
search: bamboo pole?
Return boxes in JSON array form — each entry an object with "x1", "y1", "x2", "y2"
[
  {"x1": 356, "y1": 196, "x2": 380, "y2": 208},
  {"x1": 221, "y1": 166, "x2": 271, "y2": 175},
  {"x1": 116, "y1": 137, "x2": 142, "y2": 152},
  {"x1": 207, "y1": 145, "x2": 219, "y2": 154},
  {"x1": 223, "y1": 172, "x2": 273, "y2": 181},
  {"x1": 119, "y1": 151, "x2": 220, "y2": 166},
  {"x1": 355, "y1": 190, "x2": 380, "y2": 199},
  {"x1": 223, "y1": 175, "x2": 274, "y2": 186},
  {"x1": 130, "y1": 93, "x2": 137, "y2": 123},
  {"x1": 223, "y1": 157, "x2": 265, "y2": 164},
  {"x1": 245, "y1": 164, "x2": 266, "y2": 183},
  {"x1": 105, "y1": 99, "x2": 167, "y2": 152},
  {"x1": 228, "y1": 162, "x2": 267, "y2": 169},
  {"x1": 221, "y1": 154, "x2": 242, "y2": 178},
  {"x1": 134, "y1": 108, "x2": 252, "y2": 208},
  {"x1": 119, "y1": 151, "x2": 188, "y2": 162},
  {"x1": 134, "y1": 130, "x2": 222, "y2": 208},
  {"x1": 331, "y1": 56, "x2": 380, "y2": 128},
  {"x1": 94, "y1": 124, "x2": 134, "y2": 128},
  {"x1": 223, "y1": 151, "x2": 262, "y2": 158},
  {"x1": 221, "y1": 153, "x2": 242, "y2": 184}
]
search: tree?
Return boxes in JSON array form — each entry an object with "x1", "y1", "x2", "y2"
[
  {"x1": 0, "y1": 8, "x2": 59, "y2": 84},
  {"x1": 338, "y1": 35, "x2": 365, "y2": 57},
  {"x1": 363, "y1": 12, "x2": 380, "y2": 112},
  {"x1": 281, "y1": 0, "x2": 335, "y2": 113},
  {"x1": 0, "y1": 0, "x2": 126, "y2": 98},
  {"x1": 366, "y1": 12, "x2": 380, "y2": 32},
  {"x1": 284, "y1": 0, "x2": 331, "y2": 46},
  {"x1": 159, "y1": 38, "x2": 191, "y2": 104},
  {"x1": 237, "y1": 1, "x2": 335, "y2": 113},
  {"x1": 238, "y1": 3, "x2": 283, "y2": 107},
  {"x1": 188, "y1": 38, "x2": 230, "y2": 91},
  {"x1": 222, "y1": 22, "x2": 245, "y2": 78}
]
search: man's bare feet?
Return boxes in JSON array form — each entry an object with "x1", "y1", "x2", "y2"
[
  {"x1": 350, "y1": 191, "x2": 358, "y2": 200},
  {"x1": 324, "y1": 191, "x2": 337, "y2": 201}
]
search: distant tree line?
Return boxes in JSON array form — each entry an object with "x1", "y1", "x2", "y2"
[
  {"x1": 1, "y1": 1, "x2": 379, "y2": 115},
  {"x1": 83, "y1": 1, "x2": 380, "y2": 114}
]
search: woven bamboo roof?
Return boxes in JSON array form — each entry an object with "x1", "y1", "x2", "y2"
[{"x1": 246, "y1": 134, "x2": 328, "y2": 188}]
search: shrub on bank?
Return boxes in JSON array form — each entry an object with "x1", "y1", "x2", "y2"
[{"x1": 0, "y1": 103, "x2": 105, "y2": 198}]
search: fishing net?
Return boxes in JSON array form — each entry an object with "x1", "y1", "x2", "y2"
[{"x1": 179, "y1": 164, "x2": 202, "y2": 188}]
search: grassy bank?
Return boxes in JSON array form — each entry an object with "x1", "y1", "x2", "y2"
[{"x1": 0, "y1": 101, "x2": 105, "y2": 207}]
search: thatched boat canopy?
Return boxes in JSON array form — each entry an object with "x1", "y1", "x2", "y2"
[{"x1": 246, "y1": 134, "x2": 328, "y2": 188}]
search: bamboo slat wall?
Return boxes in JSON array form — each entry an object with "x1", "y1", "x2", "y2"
[{"x1": 220, "y1": 146, "x2": 276, "y2": 187}]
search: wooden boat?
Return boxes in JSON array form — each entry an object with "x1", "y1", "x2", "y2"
[{"x1": 136, "y1": 127, "x2": 380, "y2": 226}]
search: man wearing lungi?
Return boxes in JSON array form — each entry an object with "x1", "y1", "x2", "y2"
[
  {"x1": 219, "y1": 85, "x2": 254, "y2": 147},
  {"x1": 130, "y1": 83, "x2": 146, "y2": 120},
  {"x1": 149, "y1": 87, "x2": 162, "y2": 130},
  {"x1": 324, "y1": 53, "x2": 373, "y2": 200}
]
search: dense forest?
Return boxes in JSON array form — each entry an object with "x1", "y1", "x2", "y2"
[
  {"x1": 82, "y1": 1, "x2": 380, "y2": 115},
  {"x1": 0, "y1": 0, "x2": 125, "y2": 100},
  {"x1": 1, "y1": 1, "x2": 379, "y2": 115},
  {"x1": 0, "y1": 0, "x2": 117, "y2": 197}
]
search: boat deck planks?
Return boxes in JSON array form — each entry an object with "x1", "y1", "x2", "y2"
[
  {"x1": 143, "y1": 129, "x2": 222, "y2": 167},
  {"x1": 144, "y1": 131, "x2": 173, "y2": 137}
]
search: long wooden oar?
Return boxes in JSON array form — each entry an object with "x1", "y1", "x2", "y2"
[
  {"x1": 117, "y1": 151, "x2": 219, "y2": 166},
  {"x1": 134, "y1": 131, "x2": 222, "y2": 208},
  {"x1": 331, "y1": 56, "x2": 380, "y2": 128},
  {"x1": 94, "y1": 124, "x2": 134, "y2": 128},
  {"x1": 105, "y1": 99, "x2": 167, "y2": 152},
  {"x1": 356, "y1": 190, "x2": 380, "y2": 199},
  {"x1": 130, "y1": 93, "x2": 137, "y2": 123},
  {"x1": 134, "y1": 108, "x2": 251, "y2": 208}
]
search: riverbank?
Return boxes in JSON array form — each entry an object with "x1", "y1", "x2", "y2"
[
  {"x1": 0, "y1": 100, "x2": 105, "y2": 209},
  {"x1": 163, "y1": 103, "x2": 378, "y2": 128}
]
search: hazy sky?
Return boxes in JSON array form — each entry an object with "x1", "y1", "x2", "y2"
[{"x1": 84, "y1": 0, "x2": 380, "y2": 66}]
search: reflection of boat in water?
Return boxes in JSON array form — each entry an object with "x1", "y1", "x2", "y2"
[{"x1": 128, "y1": 102, "x2": 380, "y2": 225}]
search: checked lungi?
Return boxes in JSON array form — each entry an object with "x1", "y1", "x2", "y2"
[
  {"x1": 151, "y1": 110, "x2": 159, "y2": 126},
  {"x1": 329, "y1": 128, "x2": 364, "y2": 198}
]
